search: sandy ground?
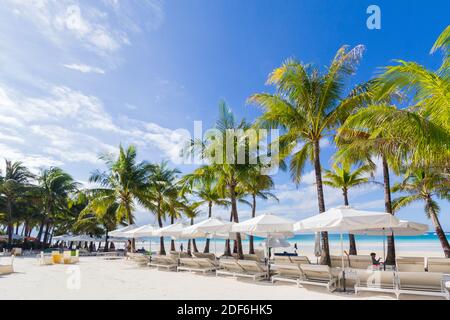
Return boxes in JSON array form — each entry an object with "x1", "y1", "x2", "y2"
[{"x1": 0, "y1": 254, "x2": 445, "y2": 300}]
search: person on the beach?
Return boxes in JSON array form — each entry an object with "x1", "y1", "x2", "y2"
[
  {"x1": 370, "y1": 252, "x2": 381, "y2": 265},
  {"x1": 126, "y1": 240, "x2": 132, "y2": 252},
  {"x1": 180, "y1": 243, "x2": 184, "y2": 252}
]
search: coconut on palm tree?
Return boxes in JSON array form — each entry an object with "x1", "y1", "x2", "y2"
[
  {"x1": 248, "y1": 45, "x2": 369, "y2": 265},
  {"x1": 323, "y1": 162, "x2": 372, "y2": 255},
  {"x1": 392, "y1": 167, "x2": 450, "y2": 257}
]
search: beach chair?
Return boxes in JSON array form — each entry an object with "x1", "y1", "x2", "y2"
[
  {"x1": 273, "y1": 256, "x2": 291, "y2": 264},
  {"x1": 427, "y1": 258, "x2": 450, "y2": 274},
  {"x1": 353, "y1": 269, "x2": 397, "y2": 297},
  {"x1": 271, "y1": 263, "x2": 304, "y2": 286},
  {"x1": 216, "y1": 260, "x2": 248, "y2": 279},
  {"x1": 148, "y1": 255, "x2": 178, "y2": 271},
  {"x1": 298, "y1": 264, "x2": 341, "y2": 292},
  {"x1": 330, "y1": 255, "x2": 350, "y2": 268},
  {"x1": 397, "y1": 272, "x2": 449, "y2": 300},
  {"x1": 37, "y1": 252, "x2": 53, "y2": 266},
  {"x1": 396, "y1": 257, "x2": 425, "y2": 272},
  {"x1": 0, "y1": 256, "x2": 14, "y2": 275},
  {"x1": 12, "y1": 248, "x2": 22, "y2": 256},
  {"x1": 237, "y1": 260, "x2": 269, "y2": 281},
  {"x1": 289, "y1": 256, "x2": 311, "y2": 264},
  {"x1": 63, "y1": 251, "x2": 77, "y2": 264},
  {"x1": 192, "y1": 252, "x2": 216, "y2": 262},
  {"x1": 178, "y1": 258, "x2": 217, "y2": 273},
  {"x1": 349, "y1": 255, "x2": 373, "y2": 269}
]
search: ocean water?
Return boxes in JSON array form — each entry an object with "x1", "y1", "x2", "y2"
[{"x1": 130, "y1": 232, "x2": 447, "y2": 255}]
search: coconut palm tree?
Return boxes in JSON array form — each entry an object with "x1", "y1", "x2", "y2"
[
  {"x1": 183, "y1": 102, "x2": 257, "y2": 259},
  {"x1": 87, "y1": 145, "x2": 152, "y2": 251},
  {"x1": 240, "y1": 167, "x2": 278, "y2": 254},
  {"x1": 323, "y1": 162, "x2": 373, "y2": 255},
  {"x1": 0, "y1": 160, "x2": 33, "y2": 246},
  {"x1": 146, "y1": 161, "x2": 183, "y2": 255},
  {"x1": 392, "y1": 168, "x2": 450, "y2": 257},
  {"x1": 377, "y1": 26, "x2": 449, "y2": 132},
  {"x1": 180, "y1": 170, "x2": 229, "y2": 253},
  {"x1": 248, "y1": 45, "x2": 369, "y2": 265},
  {"x1": 37, "y1": 167, "x2": 79, "y2": 248}
]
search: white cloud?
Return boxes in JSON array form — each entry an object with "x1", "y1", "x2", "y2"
[{"x1": 63, "y1": 63, "x2": 105, "y2": 74}]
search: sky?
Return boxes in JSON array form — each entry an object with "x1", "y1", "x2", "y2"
[{"x1": 0, "y1": 0, "x2": 449, "y2": 229}]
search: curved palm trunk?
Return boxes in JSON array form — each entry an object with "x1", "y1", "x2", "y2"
[
  {"x1": 249, "y1": 194, "x2": 256, "y2": 254},
  {"x1": 42, "y1": 222, "x2": 51, "y2": 249},
  {"x1": 204, "y1": 202, "x2": 213, "y2": 253},
  {"x1": 104, "y1": 229, "x2": 109, "y2": 252},
  {"x1": 229, "y1": 184, "x2": 243, "y2": 259},
  {"x1": 187, "y1": 239, "x2": 192, "y2": 255},
  {"x1": 157, "y1": 211, "x2": 166, "y2": 255},
  {"x1": 223, "y1": 213, "x2": 233, "y2": 256},
  {"x1": 313, "y1": 140, "x2": 331, "y2": 266},
  {"x1": 382, "y1": 156, "x2": 396, "y2": 266},
  {"x1": 343, "y1": 188, "x2": 357, "y2": 255},
  {"x1": 427, "y1": 197, "x2": 450, "y2": 258},
  {"x1": 6, "y1": 199, "x2": 13, "y2": 247},
  {"x1": 170, "y1": 216, "x2": 176, "y2": 252}
]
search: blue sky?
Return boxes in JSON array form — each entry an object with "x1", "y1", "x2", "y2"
[{"x1": 0, "y1": 0, "x2": 448, "y2": 229}]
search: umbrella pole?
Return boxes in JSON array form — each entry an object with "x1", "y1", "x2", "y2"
[
  {"x1": 383, "y1": 228, "x2": 386, "y2": 271},
  {"x1": 340, "y1": 233, "x2": 346, "y2": 292}
]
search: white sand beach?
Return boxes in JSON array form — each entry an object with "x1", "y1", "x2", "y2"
[{"x1": 1, "y1": 252, "x2": 445, "y2": 300}]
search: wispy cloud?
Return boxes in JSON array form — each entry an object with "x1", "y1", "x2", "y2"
[{"x1": 63, "y1": 63, "x2": 105, "y2": 74}]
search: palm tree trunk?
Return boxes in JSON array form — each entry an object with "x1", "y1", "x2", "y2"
[
  {"x1": 223, "y1": 213, "x2": 233, "y2": 256},
  {"x1": 382, "y1": 156, "x2": 396, "y2": 266},
  {"x1": 427, "y1": 197, "x2": 450, "y2": 258},
  {"x1": 6, "y1": 199, "x2": 13, "y2": 247},
  {"x1": 229, "y1": 183, "x2": 244, "y2": 259},
  {"x1": 204, "y1": 202, "x2": 212, "y2": 253},
  {"x1": 170, "y1": 216, "x2": 176, "y2": 252},
  {"x1": 187, "y1": 239, "x2": 191, "y2": 255},
  {"x1": 157, "y1": 208, "x2": 166, "y2": 255},
  {"x1": 343, "y1": 188, "x2": 357, "y2": 255},
  {"x1": 249, "y1": 194, "x2": 257, "y2": 254},
  {"x1": 104, "y1": 229, "x2": 109, "y2": 252},
  {"x1": 42, "y1": 222, "x2": 51, "y2": 248},
  {"x1": 313, "y1": 140, "x2": 331, "y2": 266}
]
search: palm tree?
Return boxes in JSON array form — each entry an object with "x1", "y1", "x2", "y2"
[
  {"x1": 392, "y1": 168, "x2": 450, "y2": 257},
  {"x1": 0, "y1": 160, "x2": 33, "y2": 247},
  {"x1": 87, "y1": 145, "x2": 152, "y2": 251},
  {"x1": 180, "y1": 171, "x2": 229, "y2": 253},
  {"x1": 146, "y1": 161, "x2": 182, "y2": 255},
  {"x1": 240, "y1": 167, "x2": 278, "y2": 254},
  {"x1": 248, "y1": 45, "x2": 368, "y2": 265},
  {"x1": 377, "y1": 26, "x2": 449, "y2": 132},
  {"x1": 183, "y1": 102, "x2": 257, "y2": 259},
  {"x1": 37, "y1": 167, "x2": 79, "y2": 248},
  {"x1": 323, "y1": 162, "x2": 372, "y2": 255}
]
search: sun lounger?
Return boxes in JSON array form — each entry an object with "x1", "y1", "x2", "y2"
[
  {"x1": 348, "y1": 255, "x2": 373, "y2": 269},
  {"x1": 148, "y1": 255, "x2": 178, "y2": 271},
  {"x1": 298, "y1": 264, "x2": 341, "y2": 292},
  {"x1": 217, "y1": 260, "x2": 268, "y2": 281},
  {"x1": 0, "y1": 256, "x2": 14, "y2": 275},
  {"x1": 37, "y1": 252, "x2": 53, "y2": 266},
  {"x1": 397, "y1": 271, "x2": 449, "y2": 300},
  {"x1": 427, "y1": 258, "x2": 450, "y2": 273},
  {"x1": 178, "y1": 258, "x2": 217, "y2": 273},
  {"x1": 237, "y1": 260, "x2": 269, "y2": 281},
  {"x1": 12, "y1": 248, "x2": 22, "y2": 256},
  {"x1": 396, "y1": 257, "x2": 425, "y2": 272},
  {"x1": 289, "y1": 256, "x2": 311, "y2": 264},
  {"x1": 353, "y1": 269, "x2": 397, "y2": 297},
  {"x1": 330, "y1": 255, "x2": 350, "y2": 268},
  {"x1": 271, "y1": 263, "x2": 304, "y2": 286},
  {"x1": 192, "y1": 252, "x2": 216, "y2": 262}
]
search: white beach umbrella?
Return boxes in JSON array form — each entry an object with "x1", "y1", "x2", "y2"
[
  {"x1": 231, "y1": 214, "x2": 294, "y2": 236},
  {"x1": 153, "y1": 222, "x2": 189, "y2": 239},
  {"x1": 294, "y1": 206, "x2": 401, "y2": 233},
  {"x1": 352, "y1": 220, "x2": 429, "y2": 236},
  {"x1": 263, "y1": 237, "x2": 291, "y2": 248},
  {"x1": 124, "y1": 224, "x2": 158, "y2": 238},
  {"x1": 109, "y1": 224, "x2": 138, "y2": 238}
]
